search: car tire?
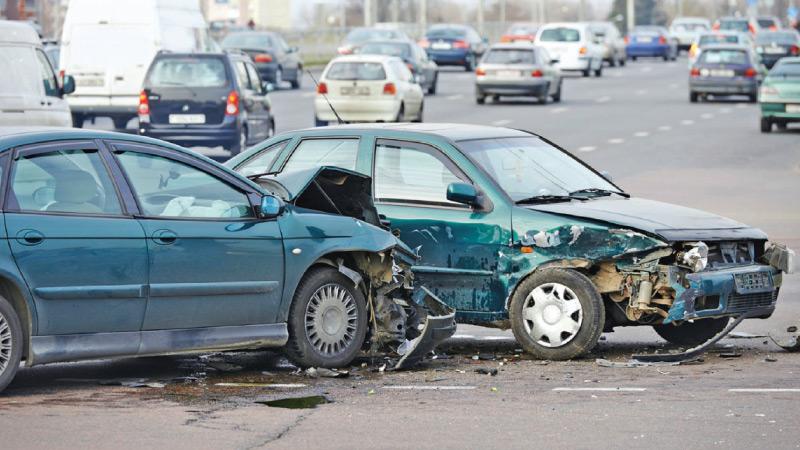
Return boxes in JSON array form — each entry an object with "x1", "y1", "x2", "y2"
[
  {"x1": 608, "y1": 57, "x2": 616, "y2": 67},
  {"x1": 776, "y1": 122, "x2": 787, "y2": 131},
  {"x1": 509, "y1": 268, "x2": 605, "y2": 360},
  {"x1": 112, "y1": 117, "x2": 129, "y2": 130},
  {"x1": 475, "y1": 93, "x2": 485, "y2": 104},
  {"x1": 464, "y1": 54, "x2": 475, "y2": 72},
  {"x1": 582, "y1": 67, "x2": 591, "y2": 77},
  {"x1": 274, "y1": 67, "x2": 283, "y2": 89},
  {"x1": 631, "y1": 56, "x2": 638, "y2": 62},
  {"x1": 0, "y1": 295, "x2": 23, "y2": 393},
  {"x1": 690, "y1": 92, "x2": 699, "y2": 103},
  {"x1": 594, "y1": 65, "x2": 603, "y2": 77},
  {"x1": 71, "y1": 113, "x2": 84, "y2": 128},
  {"x1": 427, "y1": 73, "x2": 438, "y2": 95},
  {"x1": 619, "y1": 57, "x2": 626, "y2": 67},
  {"x1": 290, "y1": 68, "x2": 302, "y2": 89},
  {"x1": 653, "y1": 318, "x2": 730, "y2": 347},
  {"x1": 284, "y1": 267, "x2": 368, "y2": 368},
  {"x1": 538, "y1": 84, "x2": 550, "y2": 105},
  {"x1": 761, "y1": 118, "x2": 772, "y2": 133},
  {"x1": 552, "y1": 81, "x2": 562, "y2": 103},
  {"x1": 229, "y1": 126, "x2": 247, "y2": 155}
]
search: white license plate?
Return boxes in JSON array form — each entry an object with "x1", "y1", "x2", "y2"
[
  {"x1": 496, "y1": 70, "x2": 523, "y2": 79},
  {"x1": 168, "y1": 114, "x2": 205, "y2": 124},
  {"x1": 709, "y1": 69, "x2": 735, "y2": 77},
  {"x1": 765, "y1": 47, "x2": 786, "y2": 54},
  {"x1": 787, "y1": 104, "x2": 800, "y2": 113},
  {"x1": 431, "y1": 42, "x2": 452, "y2": 50},
  {"x1": 637, "y1": 37, "x2": 654, "y2": 43},
  {"x1": 340, "y1": 86, "x2": 370, "y2": 96}
]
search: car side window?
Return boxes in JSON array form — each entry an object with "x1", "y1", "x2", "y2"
[
  {"x1": 373, "y1": 141, "x2": 468, "y2": 206},
  {"x1": 116, "y1": 151, "x2": 253, "y2": 219},
  {"x1": 282, "y1": 138, "x2": 359, "y2": 172},
  {"x1": 9, "y1": 149, "x2": 122, "y2": 215},
  {"x1": 245, "y1": 63, "x2": 264, "y2": 93},
  {"x1": 237, "y1": 140, "x2": 290, "y2": 176},
  {"x1": 35, "y1": 49, "x2": 59, "y2": 97},
  {"x1": 234, "y1": 61, "x2": 252, "y2": 90}
]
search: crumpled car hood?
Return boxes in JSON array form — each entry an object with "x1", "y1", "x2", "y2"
[{"x1": 526, "y1": 197, "x2": 767, "y2": 242}]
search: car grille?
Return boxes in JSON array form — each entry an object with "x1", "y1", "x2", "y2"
[{"x1": 726, "y1": 290, "x2": 778, "y2": 313}]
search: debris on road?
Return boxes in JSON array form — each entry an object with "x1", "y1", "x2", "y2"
[
  {"x1": 474, "y1": 368, "x2": 498, "y2": 376},
  {"x1": 769, "y1": 326, "x2": 800, "y2": 352},
  {"x1": 99, "y1": 379, "x2": 165, "y2": 388},
  {"x1": 718, "y1": 352, "x2": 743, "y2": 359},
  {"x1": 257, "y1": 395, "x2": 331, "y2": 409},
  {"x1": 303, "y1": 367, "x2": 350, "y2": 378},
  {"x1": 728, "y1": 332, "x2": 767, "y2": 339},
  {"x1": 595, "y1": 358, "x2": 684, "y2": 368}
]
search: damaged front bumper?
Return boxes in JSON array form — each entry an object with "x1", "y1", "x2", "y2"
[{"x1": 396, "y1": 287, "x2": 456, "y2": 369}]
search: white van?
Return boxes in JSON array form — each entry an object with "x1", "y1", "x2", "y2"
[
  {"x1": 536, "y1": 22, "x2": 605, "y2": 77},
  {"x1": 0, "y1": 20, "x2": 75, "y2": 127},
  {"x1": 59, "y1": 0, "x2": 215, "y2": 129}
]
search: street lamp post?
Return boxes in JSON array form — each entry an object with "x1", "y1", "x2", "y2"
[{"x1": 626, "y1": 0, "x2": 635, "y2": 33}]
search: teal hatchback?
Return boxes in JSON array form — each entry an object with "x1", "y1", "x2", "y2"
[
  {"x1": 230, "y1": 123, "x2": 794, "y2": 360},
  {"x1": 0, "y1": 127, "x2": 454, "y2": 393}
]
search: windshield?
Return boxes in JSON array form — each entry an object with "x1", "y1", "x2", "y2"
[
  {"x1": 756, "y1": 32, "x2": 798, "y2": 45},
  {"x1": 698, "y1": 49, "x2": 749, "y2": 65},
  {"x1": 483, "y1": 48, "x2": 536, "y2": 64},
  {"x1": 358, "y1": 42, "x2": 411, "y2": 59},
  {"x1": 457, "y1": 137, "x2": 620, "y2": 201},
  {"x1": 146, "y1": 57, "x2": 228, "y2": 88},
  {"x1": 221, "y1": 33, "x2": 274, "y2": 49},
  {"x1": 770, "y1": 62, "x2": 800, "y2": 76},
  {"x1": 719, "y1": 20, "x2": 749, "y2": 32},
  {"x1": 539, "y1": 27, "x2": 580, "y2": 42},
  {"x1": 347, "y1": 28, "x2": 402, "y2": 44},
  {"x1": 325, "y1": 61, "x2": 386, "y2": 80},
  {"x1": 699, "y1": 34, "x2": 740, "y2": 45}
]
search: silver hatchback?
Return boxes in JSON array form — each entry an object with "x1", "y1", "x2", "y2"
[{"x1": 475, "y1": 43, "x2": 562, "y2": 104}]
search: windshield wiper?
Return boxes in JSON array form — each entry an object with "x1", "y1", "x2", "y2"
[
  {"x1": 515, "y1": 194, "x2": 573, "y2": 205},
  {"x1": 569, "y1": 188, "x2": 630, "y2": 199}
]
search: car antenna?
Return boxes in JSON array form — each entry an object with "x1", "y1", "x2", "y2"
[{"x1": 307, "y1": 69, "x2": 344, "y2": 125}]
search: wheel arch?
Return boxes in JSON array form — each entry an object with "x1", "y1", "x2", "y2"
[{"x1": 504, "y1": 259, "x2": 594, "y2": 311}]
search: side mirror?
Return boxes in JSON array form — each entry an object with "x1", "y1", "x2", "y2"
[
  {"x1": 550, "y1": 58, "x2": 560, "y2": 65},
  {"x1": 259, "y1": 194, "x2": 284, "y2": 218},
  {"x1": 600, "y1": 170, "x2": 613, "y2": 183},
  {"x1": 446, "y1": 182, "x2": 479, "y2": 207},
  {"x1": 62, "y1": 74, "x2": 75, "y2": 95},
  {"x1": 263, "y1": 81, "x2": 275, "y2": 93}
]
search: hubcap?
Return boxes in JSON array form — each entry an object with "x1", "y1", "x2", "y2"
[
  {"x1": 522, "y1": 283, "x2": 583, "y2": 348},
  {"x1": 305, "y1": 284, "x2": 358, "y2": 356},
  {"x1": 0, "y1": 312, "x2": 11, "y2": 375}
]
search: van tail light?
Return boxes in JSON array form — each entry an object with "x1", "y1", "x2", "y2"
[
  {"x1": 531, "y1": 69, "x2": 543, "y2": 77},
  {"x1": 225, "y1": 90, "x2": 240, "y2": 115},
  {"x1": 624, "y1": 36, "x2": 630, "y2": 44},
  {"x1": 453, "y1": 40, "x2": 469, "y2": 49},
  {"x1": 475, "y1": 67, "x2": 486, "y2": 76},
  {"x1": 579, "y1": 46, "x2": 587, "y2": 55},
  {"x1": 253, "y1": 53, "x2": 273, "y2": 63},
  {"x1": 744, "y1": 67, "x2": 757, "y2": 78},
  {"x1": 316, "y1": 82, "x2": 328, "y2": 94},
  {"x1": 659, "y1": 36, "x2": 667, "y2": 45},
  {"x1": 418, "y1": 38, "x2": 430, "y2": 48},
  {"x1": 382, "y1": 82, "x2": 397, "y2": 95},
  {"x1": 690, "y1": 67, "x2": 701, "y2": 77},
  {"x1": 792, "y1": 45, "x2": 800, "y2": 56},
  {"x1": 137, "y1": 90, "x2": 150, "y2": 115}
]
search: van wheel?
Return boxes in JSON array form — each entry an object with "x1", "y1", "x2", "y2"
[
  {"x1": 285, "y1": 267, "x2": 367, "y2": 368},
  {"x1": 509, "y1": 269, "x2": 604, "y2": 360},
  {"x1": 112, "y1": 117, "x2": 129, "y2": 130},
  {"x1": 71, "y1": 113, "x2": 84, "y2": 128},
  {"x1": 653, "y1": 318, "x2": 730, "y2": 347},
  {"x1": 0, "y1": 295, "x2": 23, "y2": 393}
]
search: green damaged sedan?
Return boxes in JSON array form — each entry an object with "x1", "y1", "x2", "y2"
[{"x1": 760, "y1": 57, "x2": 800, "y2": 132}]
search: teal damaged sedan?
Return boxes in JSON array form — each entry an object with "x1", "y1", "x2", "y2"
[
  {"x1": 0, "y1": 127, "x2": 454, "y2": 393},
  {"x1": 229, "y1": 123, "x2": 794, "y2": 360}
]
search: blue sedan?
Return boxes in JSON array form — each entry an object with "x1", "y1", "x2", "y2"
[{"x1": 626, "y1": 26, "x2": 678, "y2": 61}]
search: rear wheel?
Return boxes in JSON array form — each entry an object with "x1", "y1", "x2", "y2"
[
  {"x1": 594, "y1": 64, "x2": 603, "y2": 77},
  {"x1": 631, "y1": 56, "x2": 638, "y2": 62},
  {"x1": 0, "y1": 295, "x2": 23, "y2": 393},
  {"x1": 427, "y1": 73, "x2": 438, "y2": 95},
  {"x1": 582, "y1": 65, "x2": 591, "y2": 77},
  {"x1": 274, "y1": 67, "x2": 283, "y2": 89},
  {"x1": 71, "y1": 113, "x2": 84, "y2": 128},
  {"x1": 690, "y1": 92, "x2": 699, "y2": 103},
  {"x1": 608, "y1": 57, "x2": 616, "y2": 67},
  {"x1": 412, "y1": 102, "x2": 423, "y2": 122},
  {"x1": 619, "y1": 56, "x2": 626, "y2": 67},
  {"x1": 653, "y1": 318, "x2": 730, "y2": 347},
  {"x1": 229, "y1": 126, "x2": 247, "y2": 155},
  {"x1": 475, "y1": 92, "x2": 486, "y2": 104},
  {"x1": 776, "y1": 122, "x2": 787, "y2": 131},
  {"x1": 285, "y1": 267, "x2": 368, "y2": 368},
  {"x1": 552, "y1": 81, "x2": 562, "y2": 103},
  {"x1": 761, "y1": 117, "x2": 772, "y2": 133},
  {"x1": 538, "y1": 84, "x2": 550, "y2": 105},
  {"x1": 290, "y1": 67, "x2": 302, "y2": 89},
  {"x1": 395, "y1": 103, "x2": 405, "y2": 122}
]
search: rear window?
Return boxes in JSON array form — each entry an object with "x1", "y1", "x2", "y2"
[
  {"x1": 146, "y1": 57, "x2": 228, "y2": 88},
  {"x1": 698, "y1": 49, "x2": 749, "y2": 65},
  {"x1": 699, "y1": 34, "x2": 739, "y2": 45},
  {"x1": 771, "y1": 62, "x2": 800, "y2": 76},
  {"x1": 719, "y1": 20, "x2": 750, "y2": 32},
  {"x1": 325, "y1": 62, "x2": 386, "y2": 80},
  {"x1": 222, "y1": 33, "x2": 274, "y2": 49},
  {"x1": 358, "y1": 42, "x2": 411, "y2": 59},
  {"x1": 756, "y1": 32, "x2": 798, "y2": 45},
  {"x1": 757, "y1": 18, "x2": 777, "y2": 28},
  {"x1": 539, "y1": 27, "x2": 580, "y2": 42},
  {"x1": 484, "y1": 48, "x2": 536, "y2": 64},
  {"x1": 0, "y1": 46, "x2": 42, "y2": 95},
  {"x1": 426, "y1": 27, "x2": 466, "y2": 39}
]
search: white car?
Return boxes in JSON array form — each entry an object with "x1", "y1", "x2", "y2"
[
  {"x1": 535, "y1": 22, "x2": 605, "y2": 77},
  {"x1": 670, "y1": 17, "x2": 712, "y2": 51},
  {"x1": 314, "y1": 55, "x2": 424, "y2": 126}
]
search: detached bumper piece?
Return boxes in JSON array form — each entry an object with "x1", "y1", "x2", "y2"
[{"x1": 395, "y1": 287, "x2": 456, "y2": 369}]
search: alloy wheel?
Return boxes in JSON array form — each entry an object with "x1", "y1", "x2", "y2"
[{"x1": 0, "y1": 311, "x2": 12, "y2": 375}]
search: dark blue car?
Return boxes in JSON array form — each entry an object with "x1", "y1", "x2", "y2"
[
  {"x1": 420, "y1": 24, "x2": 487, "y2": 71},
  {"x1": 138, "y1": 51, "x2": 275, "y2": 155},
  {"x1": 626, "y1": 26, "x2": 677, "y2": 61}
]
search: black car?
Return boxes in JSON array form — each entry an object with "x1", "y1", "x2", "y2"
[
  {"x1": 755, "y1": 30, "x2": 800, "y2": 68},
  {"x1": 420, "y1": 24, "x2": 487, "y2": 71},
  {"x1": 357, "y1": 40, "x2": 439, "y2": 94},
  {"x1": 138, "y1": 51, "x2": 274, "y2": 155},
  {"x1": 221, "y1": 31, "x2": 303, "y2": 89}
]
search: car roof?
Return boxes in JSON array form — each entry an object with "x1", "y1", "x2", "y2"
[
  {"x1": 289, "y1": 123, "x2": 531, "y2": 142},
  {"x1": 488, "y1": 42, "x2": 537, "y2": 50},
  {"x1": 540, "y1": 22, "x2": 588, "y2": 30},
  {"x1": 328, "y1": 54, "x2": 401, "y2": 63},
  {"x1": 700, "y1": 43, "x2": 751, "y2": 51},
  {"x1": 672, "y1": 17, "x2": 709, "y2": 23},
  {"x1": 0, "y1": 20, "x2": 40, "y2": 45}
]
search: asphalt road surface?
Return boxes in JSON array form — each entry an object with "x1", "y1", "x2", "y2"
[{"x1": 5, "y1": 56, "x2": 800, "y2": 449}]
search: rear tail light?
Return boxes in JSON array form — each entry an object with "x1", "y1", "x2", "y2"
[
  {"x1": 624, "y1": 36, "x2": 630, "y2": 44},
  {"x1": 382, "y1": 82, "x2": 397, "y2": 95},
  {"x1": 337, "y1": 46, "x2": 353, "y2": 55},
  {"x1": 500, "y1": 35, "x2": 512, "y2": 43},
  {"x1": 531, "y1": 69, "x2": 543, "y2": 77},
  {"x1": 748, "y1": 24, "x2": 756, "y2": 34},
  {"x1": 659, "y1": 36, "x2": 667, "y2": 45},
  {"x1": 137, "y1": 90, "x2": 150, "y2": 115},
  {"x1": 453, "y1": 40, "x2": 469, "y2": 49},
  {"x1": 225, "y1": 90, "x2": 239, "y2": 115},
  {"x1": 253, "y1": 53, "x2": 273, "y2": 63},
  {"x1": 316, "y1": 82, "x2": 328, "y2": 94},
  {"x1": 690, "y1": 67, "x2": 701, "y2": 77},
  {"x1": 792, "y1": 45, "x2": 800, "y2": 56},
  {"x1": 475, "y1": 67, "x2": 486, "y2": 76},
  {"x1": 579, "y1": 46, "x2": 587, "y2": 55},
  {"x1": 418, "y1": 38, "x2": 430, "y2": 48},
  {"x1": 712, "y1": 22, "x2": 720, "y2": 31},
  {"x1": 744, "y1": 67, "x2": 757, "y2": 78}
]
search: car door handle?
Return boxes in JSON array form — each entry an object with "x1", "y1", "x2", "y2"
[
  {"x1": 151, "y1": 229, "x2": 178, "y2": 245},
  {"x1": 16, "y1": 229, "x2": 45, "y2": 246}
]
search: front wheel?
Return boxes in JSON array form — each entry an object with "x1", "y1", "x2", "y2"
[
  {"x1": 285, "y1": 267, "x2": 368, "y2": 368},
  {"x1": 761, "y1": 117, "x2": 772, "y2": 133},
  {"x1": 653, "y1": 318, "x2": 730, "y2": 347},
  {"x1": 0, "y1": 295, "x2": 23, "y2": 393},
  {"x1": 509, "y1": 269, "x2": 604, "y2": 360}
]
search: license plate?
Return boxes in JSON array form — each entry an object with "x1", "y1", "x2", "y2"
[
  {"x1": 709, "y1": 69, "x2": 734, "y2": 77},
  {"x1": 340, "y1": 86, "x2": 370, "y2": 96},
  {"x1": 637, "y1": 37, "x2": 654, "y2": 43},
  {"x1": 733, "y1": 271, "x2": 773, "y2": 294},
  {"x1": 765, "y1": 47, "x2": 785, "y2": 54},
  {"x1": 431, "y1": 42, "x2": 451, "y2": 50},
  {"x1": 76, "y1": 78, "x2": 104, "y2": 87},
  {"x1": 496, "y1": 70, "x2": 523, "y2": 79},
  {"x1": 168, "y1": 114, "x2": 205, "y2": 124},
  {"x1": 786, "y1": 104, "x2": 800, "y2": 113}
]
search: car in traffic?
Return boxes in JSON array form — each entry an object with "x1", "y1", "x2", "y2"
[
  {"x1": 357, "y1": 40, "x2": 439, "y2": 94},
  {"x1": 588, "y1": 21, "x2": 626, "y2": 67},
  {"x1": 759, "y1": 57, "x2": 800, "y2": 132},
  {"x1": 669, "y1": 17, "x2": 712, "y2": 51},
  {"x1": 220, "y1": 31, "x2": 303, "y2": 89},
  {"x1": 314, "y1": 55, "x2": 424, "y2": 126},
  {"x1": 535, "y1": 22, "x2": 605, "y2": 77},
  {"x1": 0, "y1": 127, "x2": 456, "y2": 393},
  {"x1": 474, "y1": 43, "x2": 562, "y2": 104},
  {"x1": 419, "y1": 24, "x2": 487, "y2": 71},
  {"x1": 757, "y1": 16, "x2": 783, "y2": 31},
  {"x1": 689, "y1": 44, "x2": 764, "y2": 103},
  {"x1": 337, "y1": 27, "x2": 410, "y2": 55},
  {"x1": 626, "y1": 26, "x2": 677, "y2": 61},
  {"x1": 688, "y1": 31, "x2": 753, "y2": 66},
  {"x1": 713, "y1": 16, "x2": 759, "y2": 35},
  {"x1": 0, "y1": 20, "x2": 75, "y2": 127},
  {"x1": 500, "y1": 22, "x2": 539, "y2": 43},
  {"x1": 228, "y1": 123, "x2": 793, "y2": 361},
  {"x1": 755, "y1": 30, "x2": 800, "y2": 68},
  {"x1": 138, "y1": 51, "x2": 275, "y2": 155}
]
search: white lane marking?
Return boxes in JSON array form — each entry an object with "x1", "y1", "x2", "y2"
[
  {"x1": 634, "y1": 131, "x2": 650, "y2": 137},
  {"x1": 551, "y1": 107, "x2": 569, "y2": 114},
  {"x1": 446, "y1": 94, "x2": 464, "y2": 100},
  {"x1": 452, "y1": 334, "x2": 476, "y2": 339},
  {"x1": 635, "y1": 89, "x2": 647, "y2": 95},
  {"x1": 383, "y1": 386, "x2": 477, "y2": 391},
  {"x1": 595, "y1": 96, "x2": 611, "y2": 103},
  {"x1": 681, "y1": 119, "x2": 695, "y2": 125},
  {"x1": 578, "y1": 146, "x2": 597, "y2": 152},
  {"x1": 729, "y1": 388, "x2": 800, "y2": 393},
  {"x1": 720, "y1": 107, "x2": 732, "y2": 114},
  {"x1": 658, "y1": 125, "x2": 672, "y2": 131},
  {"x1": 553, "y1": 387, "x2": 647, "y2": 392},
  {"x1": 608, "y1": 138, "x2": 625, "y2": 144},
  {"x1": 492, "y1": 119, "x2": 512, "y2": 126},
  {"x1": 701, "y1": 113, "x2": 714, "y2": 119}
]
